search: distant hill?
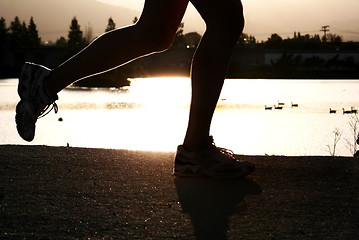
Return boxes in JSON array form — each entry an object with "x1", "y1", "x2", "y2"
[{"x1": 0, "y1": 0, "x2": 140, "y2": 42}]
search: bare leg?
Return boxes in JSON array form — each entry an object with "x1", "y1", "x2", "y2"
[
  {"x1": 183, "y1": 0, "x2": 244, "y2": 150},
  {"x1": 45, "y1": 0, "x2": 189, "y2": 96},
  {"x1": 45, "y1": 0, "x2": 243, "y2": 153}
]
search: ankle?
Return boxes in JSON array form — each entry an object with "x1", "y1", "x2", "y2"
[
  {"x1": 182, "y1": 136, "x2": 213, "y2": 152},
  {"x1": 44, "y1": 74, "x2": 58, "y2": 98},
  {"x1": 43, "y1": 80, "x2": 53, "y2": 98}
]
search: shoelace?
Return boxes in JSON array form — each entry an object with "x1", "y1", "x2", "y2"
[
  {"x1": 209, "y1": 136, "x2": 236, "y2": 160},
  {"x1": 217, "y1": 147, "x2": 235, "y2": 157},
  {"x1": 216, "y1": 147, "x2": 237, "y2": 160},
  {"x1": 38, "y1": 102, "x2": 58, "y2": 119}
]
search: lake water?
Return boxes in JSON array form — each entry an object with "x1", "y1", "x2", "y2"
[{"x1": 1, "y1": 77, "x2": 359, "y2": 156}]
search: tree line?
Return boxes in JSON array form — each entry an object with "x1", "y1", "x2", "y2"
[
  {"x1": 257, "y1": 32, "x2": 359, "y2": 50},
  {"x1": 0, "y1": 16, "x2": 41, "y2": 48},
  {"x1": 0, "y1": 16, "x2": 120, "y2": 50},
  {"x1": 0, "y1": 16, "x2": 202, "y2": 51},
  {"x1": 1, "y1": 16, "x2": 358, "y2": 51}
]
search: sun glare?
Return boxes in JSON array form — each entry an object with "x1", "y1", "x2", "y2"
[
  {"x1": 61, "y1": 77, "x2": 192, "y2": 152},
  {"x1": 128, "y1": 77, "x2": 191, "y2": 109}
]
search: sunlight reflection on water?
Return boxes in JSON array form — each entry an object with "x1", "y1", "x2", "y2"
[{"x1": 1, "y1": 77, "x2": 359, "y2": 156}]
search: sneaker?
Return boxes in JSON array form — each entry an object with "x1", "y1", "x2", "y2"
[
  {"x1": 174, "y1": 136, "x2": 255, "y2": 178},
  {"x1": 15, "y1": 62, "x2": 58, "y2": 142}
]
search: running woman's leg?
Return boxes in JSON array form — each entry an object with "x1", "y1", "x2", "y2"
[
  {"x1": 15, "y1": 0, "x2": 189, "y2": 141},
  {"x1": 183, "y1": 0, "x2": 245, "y2": 150},
  {"x1": 173, "y1": 0, "x2": 254, "y2": 178},
  {"x1": 45, "y1": 0, "x2": 189, "y2": 96}
]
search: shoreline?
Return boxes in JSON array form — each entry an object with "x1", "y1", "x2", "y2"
[{"x1": 1, "y1": 144, "x2": 359, "y2": 239}]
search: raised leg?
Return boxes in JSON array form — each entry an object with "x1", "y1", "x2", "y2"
[{"x1": 45, "y1": 0, "x2": 189, "y2": 96}]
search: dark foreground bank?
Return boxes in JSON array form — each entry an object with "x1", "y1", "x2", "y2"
[{"x1": 0, "y1": 145, "x2": 358, "y2": 239}]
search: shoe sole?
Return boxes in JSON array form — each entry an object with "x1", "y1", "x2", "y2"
[
  {"x1": 15, "y1": 63, "x2": 42, "y2": 142},
  {"x1": 15, "y1": 100, "x2": 36, "y2": 142}
]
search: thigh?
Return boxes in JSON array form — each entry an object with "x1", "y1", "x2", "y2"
[
  {"x1": 137, "y1": 0, "x2": 189, "y2": 36},
  {"x1": 190, "y1": 0, "x2": 244, "y2": 28}
]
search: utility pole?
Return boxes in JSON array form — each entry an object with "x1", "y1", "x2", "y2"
[{"x1": 321, "y1": 25, "x2": 330, "y2": 42}]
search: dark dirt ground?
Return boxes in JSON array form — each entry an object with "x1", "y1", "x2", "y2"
[{"x1": 1, "y1": 145, "x2": 358, "y2": 239}]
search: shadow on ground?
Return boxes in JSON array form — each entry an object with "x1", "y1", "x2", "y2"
[{"x1": 175, "y1": 177, "x2": 262, "y2": 240}]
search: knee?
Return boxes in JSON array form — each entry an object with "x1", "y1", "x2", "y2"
[
  {"x1": 233, "y1": 14, "x2": 245, "y2": 36},
  {"x1": 136, "y1": 23, "x2": 176, "y2": 52},
  {"x1": 147, "y1": 30, "x2": 175, "y2": 52},
  {"x1": 220, "y1": 12, "x2": 244, "y2": 39},
  {"x1": 206, "y1": 7, "x2": 244, "y2": 40}
]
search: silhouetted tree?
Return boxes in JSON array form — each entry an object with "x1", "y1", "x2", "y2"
[
  {"x1": 55, "y1": 36, "x2": 67, "y2": 48},
  {"x1": 83, "y1": 22, "x2": 94, "y2": 44},
  {"x1": 105, "y1": 17, "x2": 116, "y2": 32},
  {"x1": 0, "y1": 17, "x2": 8, "y2": 47},
  {"x1": 183, "y1": 32, "x2": 201, "y2": 47},
  {"x1": 247, "y1": 35, "x2": 256, "y2": 44},
  {"x1": 68, "y1": 17, "x2": 84, "y2": 50},
  {"x1": 172, "y1": 22, "x2": 185, "y2": 47},
  {"x1": 9, "y1": 16, "x2": 25, "y2": 47},
  {"x1": 237, "y1": 33, "x2": 256, "y2": 45},
  {"x1": 20, "y1": 21, "x2": 28, "y2": 43},
  {"x1": 327, "y1": 33, "x2": 342, "y2": 43},
  {"x1": 280, "y1": 32, "x2": 322, "y2": 50},
  {"x1": 265, "y1": 33, "x2": 283, "y2": 48},
  {"x1": 340, "y1": 41, "x2": 358, "y2": 50},
  {"x1": 27, "y1": 17, "x2": 41, "y2": 47}
]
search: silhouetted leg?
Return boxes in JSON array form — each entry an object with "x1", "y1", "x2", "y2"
[
  {"x1": 183, "y1": 0, "x2": 244, "y2": 150},
  {"x1": 45, "y1": 0, "x2": 189, "y2": 95}
]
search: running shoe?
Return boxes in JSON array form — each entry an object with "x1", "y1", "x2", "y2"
[
  {"x1": 15, "y1": 62, "x2": 58, "y2": 142},
  {"x1": 174, "y1": 136, "x2": 255, "y2": 178}
]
